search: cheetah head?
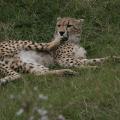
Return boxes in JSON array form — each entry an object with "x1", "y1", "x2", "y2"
[{"x1": 54, "y1": 17, "x2": 84, "y2": 44}]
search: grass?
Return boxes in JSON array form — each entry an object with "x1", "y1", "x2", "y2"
[{"x1": 0, "y1": 0, "x2": 120, "y2": 120}]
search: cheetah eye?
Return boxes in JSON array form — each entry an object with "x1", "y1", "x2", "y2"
[
  {"x1": 57, "y1": 25, "x2": 61, "y2": 27},
  {"x1": 67, "y1": 25, "x2": 72, "y2": 28}
]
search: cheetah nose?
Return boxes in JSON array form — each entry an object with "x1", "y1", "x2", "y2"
[{"x1": 59, "y1": 31, "x2": 65, "y2": 36}]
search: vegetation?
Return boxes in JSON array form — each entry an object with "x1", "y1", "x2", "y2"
[{"x1": 0, "y1": 0, "x2": 120, "y2": 120}]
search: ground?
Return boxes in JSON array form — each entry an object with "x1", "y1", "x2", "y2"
[{"x1": 0, "y1": 0, "x2": 120, "y2": 120}]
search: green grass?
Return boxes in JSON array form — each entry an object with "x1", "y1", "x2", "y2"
[{"x1": 0, "y1": 0, "x2": 120, "y2": 120}]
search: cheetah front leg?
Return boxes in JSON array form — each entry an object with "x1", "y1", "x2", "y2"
[
  {"x1": 42, "y1": 35, "x2": 66, "y2": 51},
  {"x1": 24, "y1": 35, "x2": 66, "y2": 52},
  {"x1": 0, "y1": 63, "x2": 21, "y2": 85}
]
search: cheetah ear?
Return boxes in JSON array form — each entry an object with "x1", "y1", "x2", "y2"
[
  {"x1": 57, "y1": 17, "x2": 61, "y2": 21},
  {"x1": 75, "y1": 19, "x2": 84, "y2": 28}
]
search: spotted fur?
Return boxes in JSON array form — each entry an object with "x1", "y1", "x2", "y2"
[{"x1": 0, "y1": 36, "x2": 76, "y2": 85}]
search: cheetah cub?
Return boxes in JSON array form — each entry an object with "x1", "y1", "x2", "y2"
[
  {"x1": 53, "y1": 17, "x2": 120, "y2": 67},
  {"x1": 0, "y1": 35, "x2": 75, "y2": 85}
]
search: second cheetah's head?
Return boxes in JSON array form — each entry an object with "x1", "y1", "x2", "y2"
[{"x1": 54, "y1": 17, "x2": 84, "y2": 44}]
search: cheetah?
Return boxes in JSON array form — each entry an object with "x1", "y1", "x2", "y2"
[
  {"x1": 0, "y1": 35, "x2": 76, "y2": 85},
  {"x1": 1, "y1": 17, "x2": 119, "y2": 85},
  {"x1": 52, "y1": 17, "x2": 120, "y2": 68}
]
